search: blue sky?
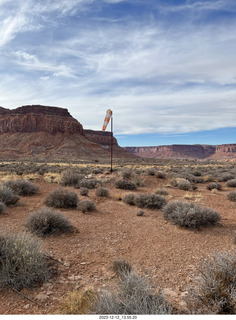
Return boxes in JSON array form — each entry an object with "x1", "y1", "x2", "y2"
[{"x1": 0, "y1": 0, "x2": 236, "y2": 147}]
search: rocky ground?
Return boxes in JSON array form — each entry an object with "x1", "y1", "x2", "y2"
[{"x1": 0, "y1": 168, "x2": 236, "y2": 315}]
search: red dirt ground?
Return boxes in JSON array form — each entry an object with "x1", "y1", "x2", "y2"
[{"x1": 0, "y1": 172, "x2": 236, "y2": 314}]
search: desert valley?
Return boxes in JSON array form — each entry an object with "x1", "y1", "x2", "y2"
[{"x1": 0, "y1": 105, "x2": 236, "y2": 315}]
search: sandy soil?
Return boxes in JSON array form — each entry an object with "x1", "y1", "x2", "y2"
[{"x1": 0, "y1": 172, "x2": 236, "y2": 314}]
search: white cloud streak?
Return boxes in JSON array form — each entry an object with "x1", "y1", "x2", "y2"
[{"x1": 0, "y1": 0, "x2": 236, "y2": 138}]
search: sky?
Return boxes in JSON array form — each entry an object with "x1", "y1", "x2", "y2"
[{"x1": 0, "y1": 0, "x2": 236, "y2": 147}]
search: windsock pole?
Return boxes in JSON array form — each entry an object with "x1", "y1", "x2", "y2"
[{"x1": 110, "y1": 115, "x2": 113, "y2": 173}]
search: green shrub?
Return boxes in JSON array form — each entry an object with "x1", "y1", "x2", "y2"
[
  {"x1": 25, "y1": 207, "x2": 74, "y2": 237},
  {"x1": 3, "y1": 180, "x2": 39, "y2": 196},
  {"x1": 206, "y1": 183, "x2": 222, "y2": 191},
  {"x1": 163, "y1": 201, "x2": 221, "y2": 229},
  {"x1": 227, "y1": 191, "x2": 236, "y2": 202},
  {"x1": 96, "y1": 187, "x2": 109, "y2": 197},
  {"x1": 78, "y1": 200, "x2": 96, "y2": 213},
  {"x1": 44, "y1": 188, "x2": 79, "y2": 208},
  {"x1": 115, "y1": 179, "x2": 137, "y2": 190},
  {"x1": 0, "y1": 185, "x2": 19, "y2": 206},
  {"x1": 226, "y1": 179, "x2": 236, "y2": 188},
  {"x1": 135, "y1": 193, "x2": 167, "y2": 210},
  {"x1": 0, "y1": 232, "x2": 52, "y2": 290},
  {"x1": 187, "y1": 250, "x2": 236, "y2": 314},
  {"x1": 123, "y1": 193, "x2": 136, "y2": 206}
]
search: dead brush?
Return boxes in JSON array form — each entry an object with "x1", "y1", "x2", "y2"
[
  {"x1": 59, "y1": 288, "x2": 98, "y2": 314},
  {"x1": 186, "y1": 250, "x2": 236, "y2": 314}
]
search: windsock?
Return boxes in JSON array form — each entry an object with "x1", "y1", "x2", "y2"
[{"x1": 102, "y1": 109, "x2": 112, "y2": 131}]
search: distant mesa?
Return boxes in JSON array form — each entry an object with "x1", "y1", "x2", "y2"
[
  {"x1": 0, "y1": 105, "x2": 133, "y2": 161},
  {"x1": 124, "y1": 144, "x2": 236, "y2": 160}
]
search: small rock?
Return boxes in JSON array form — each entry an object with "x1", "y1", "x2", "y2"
[
  {"x1": 35, "y1": 293, "x2": 49, "y2": 302},
  {"x1": 24, "y1": 304, "x2": 30, "y2": 309},
  {"x1": 80, "y1": 262, "x2": 86, "y2": 265},
  {"x1": 68, "y1": 275, "x2": 76, "y2": 281}
]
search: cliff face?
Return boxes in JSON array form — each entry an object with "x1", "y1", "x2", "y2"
[
  {"x1": 84, "y1": 130, "x2": 118, "y2": 146},
  {"x1": 125, "y1": 144, "x2": 236, "y2": 160},
  {"x1": 0, "y1": 105, "x2": 84, "y2": 135},
  {"x1": 0, "y1": 105, "x2": 134, "y2": 160}
]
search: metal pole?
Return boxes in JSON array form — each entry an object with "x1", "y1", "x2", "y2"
[{"x1": 110, "y1": 116, "x2": 113, "y2": 173}]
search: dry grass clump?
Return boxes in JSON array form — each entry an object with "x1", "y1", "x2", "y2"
[
  {"x1": 44, "y1": 188, "x2": 79, "y2": 208},
  {"x1": 135, "y1": 193, "x2": 167, "y2": 210},
  {"x1": 93, "y1": 262, "x2": 172, "y2": 315},
  {"x1": 112, "y1": 259, "x2": 133, "y2": 278},
  {"x1": 206, "y1": 182, "x2": 222, "y2": 191},
  {"x1": 187, "y1": 250, "x2": 236, "y2": 314},
  {"x1": 3, "y1": 179, "x2": 39, "y2": 196},
  {"x1": 155, "y1": 188, "x2": 169, "y2": 196},
  {"x1": 60, "y1": 170, "x2": 84, "y2": 187},
  {"x1": 226, "y1": 179, "x2": 236, "y2": 188},
  {"x1": 163, "y1": 201, "x2": 221, "y2": 229},
  {"x1": 25, "y1": 207, "x2": 75, "y2": 237},
  {"x1": 115, "y1": 179, "x2": 137, "y2": 190},
  {"x1": 0, "y1": 185, "x2": 19, "y2": 206},
  {"x1": 0, "y1": 232, "x2": 52, "y2": 290},
  {"x1": 227, "y1": 191, "x2": 236, "y2": 202},
  {"x1": 59, "y1": 288, "x2": 98, "y2": 314},
  {"x1": 95, "y1": 187, "x2": 109, "y2": 197},
  {"x1": 77, "y1": 200, "x2": 96, "y2": 213}
]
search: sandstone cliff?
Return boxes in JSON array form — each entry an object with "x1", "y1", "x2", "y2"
[
  {"x1": 125, "y1": 144, "x2": 236, "y2": 160},
  {"x1": 0, "y1": 105, "x2": 134, "y2": 161}
]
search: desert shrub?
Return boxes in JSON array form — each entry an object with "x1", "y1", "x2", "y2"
[
  {"x1": 0, "y1": 202, "x2": 6, "y2": 214},
  {"x1": 59, "y1": 288, "x2": 98, "y2": 314},
  {"x1": 134, "y1": 193, "x2": 167, "y2": 210},
  {"x1": 96, "y1": 187, "x2": 109, "y2": 197},
  {"x1": 79, "y1": 179, "x2": 101, "y2": 189},
  {"x1": 93, "y1": 270, "x2": 172, "y2": 315},
  {"x1": 80, "y1": 187, "x2": 89, "y2": 196},
  {"x1": 227, "y1": 191, "x2": 236, "y2": 202},
  {"x1": 207, "y1": 183, "x2": 222, "y2": 191},
  {"x1": 115, "y1": 179, "x2": 137, "y2": 190},
  {"x1": 177, "y1": 179, "x2": 192, "y2": 191},
  {"x1": 218, "y1": 173, "x2": 235, "y2": 182},
  {"x1": 192, "y1": 170, "x2": 202, "y2": 177},
  {"x1": 163, "y1": 201, "x2": 221, "y2": 229},
  {"x1": 123, "y1": 193, "x2": 136, "y2": 206},
  {"x1": 121, "y1": 170, "x2": 133, "y2": 180},
  {"x1": 155, "y1": 171, "x2": 166, "y2": 179},
  {"x1": 155, "y1": 188, "x2": 169, "y2": 196},
  {"x1": 187, "y1": 250, "x2": 236, "y2": 314},
  {"x1": 25, "y1": 207, "x2": 74, "y2": 237},
  {"x1": 92, "y1": 167, "x2": 103, "y2": 174},
  {"x1": 226, "y1": 179, "x2": 236, "y2": 188},
  {"x1": 112, "y1": 259, "x2": 133, "y2": 278},
  {"x1": 3, "y1": 179, "x2": 39, "y2": 196},
  {"x1": 78, "y1": 200, "x2": 96, "y2": 213},
  {"x1": 147, "y1": 168, "x2": 156, "y2": 176},
  {"x1": 0, "y1": 232, "x2": 52, "y2": 290},
  {"x1": 0, "y1": 185, "x2": 19, "y2": 206},
  {"x1": 60, "y1": 170, "x2": 84, "y2": 187},
  {"x1": 44, "y1": 188, "x2": 79, "y2": 208}
]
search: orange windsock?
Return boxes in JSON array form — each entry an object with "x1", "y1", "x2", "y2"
[{"x1": 102, "y1": 109, "x2": 112, "y2": 131}]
